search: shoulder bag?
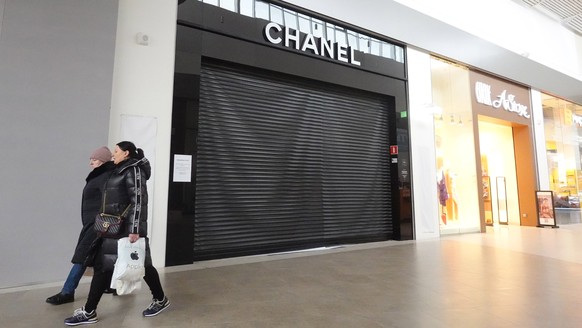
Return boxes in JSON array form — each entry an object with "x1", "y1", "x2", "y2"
[{"x1": 95, "y1": 192, "x2": 130, "y2": 238}]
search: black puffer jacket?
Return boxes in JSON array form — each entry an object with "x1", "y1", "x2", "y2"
[
  {"x1": 71, "y1": 161, "x2": 114, "y2": 263},
  {"x1": 96, "y1": 157, "x2": 151, "y2": 271}
]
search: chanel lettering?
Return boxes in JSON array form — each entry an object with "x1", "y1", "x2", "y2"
[{"x1": 264, "y1": 22, "x2": 361, "y2": 66}]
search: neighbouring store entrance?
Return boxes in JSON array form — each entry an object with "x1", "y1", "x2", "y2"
[
  {"x1": 541, "y1": 94, "x2": 582, "y2": 224},
  {"x1": 478, "y1": 119, "x2": 520, "y2": 226},
  {"x1": 431, "y1": 58, "x2": 537, "y2": 234}
]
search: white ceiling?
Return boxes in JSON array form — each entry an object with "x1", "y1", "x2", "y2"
[{"x1": 515, "y1": 0, "x2": 582, "y2": 36}]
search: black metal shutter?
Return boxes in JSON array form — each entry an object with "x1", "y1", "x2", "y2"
[{"x1": 195, "y1": 59, "x2": 392, "y2": 260}]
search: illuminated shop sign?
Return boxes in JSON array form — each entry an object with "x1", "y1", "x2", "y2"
[
  {"x1": 573, "y1": 114, "x2": 582, "y2": 126},
  {"x1": 264, "y1": 22, "x2": 361, "y2": 66},
  {"x1": 474, "y1": 81, "x2": 530, "y2": 118}
]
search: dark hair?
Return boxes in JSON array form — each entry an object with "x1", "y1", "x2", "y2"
[{"x1": 117, "y1": 141, "x2": 145, "y2": 160}]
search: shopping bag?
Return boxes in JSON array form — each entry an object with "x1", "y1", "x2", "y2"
[{"x1": 110, "y1": 237, "x2": 146, "y2": 295}]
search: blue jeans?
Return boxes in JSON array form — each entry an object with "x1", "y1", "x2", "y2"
[{"x1": 62, "y1": 263, "x2": 86, "y2": 295}]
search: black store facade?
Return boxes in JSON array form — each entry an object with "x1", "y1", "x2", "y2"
[{"x1": 167, "y1": 0, "x2": 411, "y2": 265}]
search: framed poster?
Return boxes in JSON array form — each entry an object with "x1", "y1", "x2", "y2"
[
  {"x1": 536, "y1": 190, "x2": 557, "y2": 227},
  {"x1": 482, "y1": 176, "x2": 493, "y2": 226},
  {"x1": 496, "y1": 176, "x2": 508, "y2": 225}
]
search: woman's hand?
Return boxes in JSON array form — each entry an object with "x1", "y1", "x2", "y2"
[{"x1": 128, "y1": 233, "x2": 140, "y2": 243}]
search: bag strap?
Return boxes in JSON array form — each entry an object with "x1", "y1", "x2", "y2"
[
  {"x1": 100, "y1": 191, "x2": 131, "y2": 218},
  {"x1": 120, "y1": 204, "x2": 131, "y2": 218},
  {"x1": 100, "y1": 191, "x2": 107, "y2": 213}
]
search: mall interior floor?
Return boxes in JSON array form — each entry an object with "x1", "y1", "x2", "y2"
[{"x1": 3, "y1": 224, "x2": 582, "y2": 328}]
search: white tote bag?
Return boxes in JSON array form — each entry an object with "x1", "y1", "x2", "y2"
[{"x1": 110, "y1": 237, "x2": 146, "y2": 295}]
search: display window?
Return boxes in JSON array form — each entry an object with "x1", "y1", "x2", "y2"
[
  {"x1": 430, "y1": 58, "x2": 481, "y2": 234},
  {"x1": 542, "y1": 94, "x2": 582, "y2": 222}
]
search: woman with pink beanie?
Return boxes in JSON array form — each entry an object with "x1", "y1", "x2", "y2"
[{"x1": 46, "y1": 146, "x2": 114, "y2": 305}]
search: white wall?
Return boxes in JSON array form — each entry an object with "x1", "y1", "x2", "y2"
[
  {"x1": 0, "y1": 0, "x2": 118, "y2": 288},
  {"x1": 109, "y1": 0, "x2": 178, "y2": 267}
]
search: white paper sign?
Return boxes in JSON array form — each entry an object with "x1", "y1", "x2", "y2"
[{"x1": 173, "y1": 154, "x2": 192, "y2": 182}]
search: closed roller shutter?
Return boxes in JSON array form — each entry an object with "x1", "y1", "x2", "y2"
[{"x1": 195, "y1": 59, "x2": 393, "y2": 260}]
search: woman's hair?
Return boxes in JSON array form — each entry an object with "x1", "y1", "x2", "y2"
[{"x1": 116, "y1": 141, "x2": 145, "y2": 160}]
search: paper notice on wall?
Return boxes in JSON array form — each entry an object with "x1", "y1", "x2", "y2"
[{"x1": 173, "y1": 154, "x2": 192, "y2": 182}]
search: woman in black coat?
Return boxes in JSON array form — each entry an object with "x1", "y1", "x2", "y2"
[
  {"x1": 46, "y1": 146, "x2": 113, "y2": 305},
  {"x1": 64, "y1": 141, "x2": 170, "y2": 326}
]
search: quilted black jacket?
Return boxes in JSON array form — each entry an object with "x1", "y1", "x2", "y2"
[
  {"x1": 102, "y1": 157, "x2": 151, "y2": 237},
  {"x1": 95, "y1": 157, "x2": 152, "y2": 271}
]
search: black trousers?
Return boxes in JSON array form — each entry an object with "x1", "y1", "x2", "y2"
[{"x1": 85, "y1": 263, "x2": 164, "y2": 312}]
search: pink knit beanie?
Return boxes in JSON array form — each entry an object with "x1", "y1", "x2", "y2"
[{"x1": 90, "y1": 146, "x2": 112, "y2": 163}]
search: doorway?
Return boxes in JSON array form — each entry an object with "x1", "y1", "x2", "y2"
[{"x1": 478, "y1": 119, "x2": 520, "y2": 226}]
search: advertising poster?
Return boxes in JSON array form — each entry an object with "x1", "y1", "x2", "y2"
[{"x1": 536, "y1": 190, "x2": 556, "y2": 227}]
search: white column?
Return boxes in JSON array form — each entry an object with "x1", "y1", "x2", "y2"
[
  {"x1": 407, "y1": 48, "x2": 440, "y2": 240},
  {"x1": 109, "y1": 0, "x2": 178, "y2": 266},
  {"x1": 531, "y1": 90, "x2": 549, "y2": 190}
]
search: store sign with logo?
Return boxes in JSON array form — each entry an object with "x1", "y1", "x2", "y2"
[
  {"x1": 264, "y1": 22, "x2": 361, "y2": 66},
  {"x1": 474, "y1": 81, "x2": 530, "y2": 118}
]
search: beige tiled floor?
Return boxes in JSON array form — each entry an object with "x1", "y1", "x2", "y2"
[{"x1": 3, "y1": 224, "x2": 582, "y2": 327}]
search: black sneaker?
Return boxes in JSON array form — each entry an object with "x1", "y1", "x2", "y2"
[
  {"x1": 46, "y1": 292, "x2": 74, "y2": 305},
  {"x1": 64, "y1": 307, "x2": 98, "y2": 326},
  {"x1": 142, "y1": 296, "x2": 170, "y2": 317}
]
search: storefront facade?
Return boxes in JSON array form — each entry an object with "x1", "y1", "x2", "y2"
[
  {"x1": 410, "y1": 54, "x2": 538, "y2": 238},
  {"x1": 538, "y1": 95, "x2": 582, "y2": 224},
  {"x1": 167, "y1": 0, "x2": 412, "y2": 265},
  {"x1": 470, "y1": 69, "x2": 537, "y2": 230},
  {"x1": 167, "y1": 0, "x2": 582, "y2": 266},
  {"x1": 167, "y1": 0, "x2": 576, "y2": 264}
]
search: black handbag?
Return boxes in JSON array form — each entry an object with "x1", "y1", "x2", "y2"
[
  {"x1": 95, "y1": 213, "x2": 125, "y2": 237},
  {"x1": 95, "y1": 192, "x2": 130, "y2": 238}
]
